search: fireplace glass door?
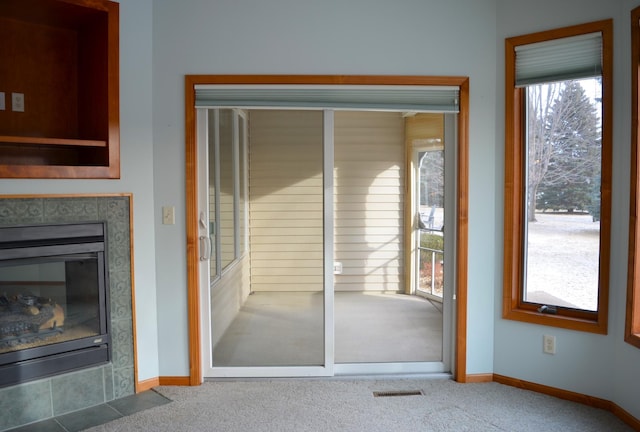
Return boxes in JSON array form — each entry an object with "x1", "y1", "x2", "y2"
[
  {"x1": 0, "y1": 252, "x2": 104, "y2": 355},
  {"x1": 0, "y1": 222, "x2": 110, "y2": 388}
]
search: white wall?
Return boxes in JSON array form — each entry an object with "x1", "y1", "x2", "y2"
[
  {"x1": 210, "y1": 255, "x2": 250, "y2": 348},
  {"x1": 152, "y1": 0, "x2": 498, "y2": 376},
  {"x1": 0, "y1": 0, "x2": 160, "y2": 382},
  {"x1": 495, "y1": 0, "x2": 640, "y2": 420}
]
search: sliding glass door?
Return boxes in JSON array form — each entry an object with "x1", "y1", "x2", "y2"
[
  {"x1": 196, "y1": 104, "x2": 458, "y2": 378},
  {"x1": 199, "y1": 109, "x2": 331, "y2": 377},
  {"x1": 332, "y1": 111, "x2": 454, "y2": 374}
]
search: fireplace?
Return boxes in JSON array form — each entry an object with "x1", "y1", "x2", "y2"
[{"x1": 0, "y1": 222, "x2": 110, "y2": 388}]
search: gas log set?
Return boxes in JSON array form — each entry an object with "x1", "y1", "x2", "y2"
[{"x1": 0, "y1": 293, "x2": 65, "y2": 350}]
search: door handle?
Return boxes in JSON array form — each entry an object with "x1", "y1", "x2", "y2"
[
  {"x1": 199, "y1": 211, "x2": 212, "y2": 261},
  {"x1": 200, "y1": 235, "x2": 211, "y2": 261}
]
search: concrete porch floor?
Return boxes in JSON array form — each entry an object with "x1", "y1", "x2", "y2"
[{"x1": 212, "y1": 291, "x2": 443, "y2": 367}]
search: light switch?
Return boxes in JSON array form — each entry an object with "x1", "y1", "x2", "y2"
[
  {"x1": 0, "y1": 92, "x2": 5, "y2": 110},
  {"x1": 162, "y1": 206, "x2": 175, "y2": 225}
]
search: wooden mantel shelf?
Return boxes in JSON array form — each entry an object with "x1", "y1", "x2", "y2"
[{"x1": 0, "y1": 136, "x2": 107, "y2": 148}]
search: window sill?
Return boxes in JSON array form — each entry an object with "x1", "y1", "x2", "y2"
[{"x1": 503, "y1": 307, "x2": 607, "y2": 334}]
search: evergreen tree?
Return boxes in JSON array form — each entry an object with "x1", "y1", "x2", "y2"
[{"x1": 586, "y1": 175, "x2": 601, "y2": 221}]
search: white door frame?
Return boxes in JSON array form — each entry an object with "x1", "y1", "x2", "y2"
[
  {"x1": 196, "y1": 106, "x2": 460, "y2": 378},
  {"x1": 336, "y1": 113, "x2": 457, "y2": 376},
  {"x1": 198, "y1": 108, "x2": 334, "y2": 378}
]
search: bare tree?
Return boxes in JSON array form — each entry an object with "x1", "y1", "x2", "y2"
[
  {"x1": 419, "y1": 150, "x2": 444, "y2": 208},
  {"x1": 526, "y1": 83, "x2": 562, "y2": 222}
]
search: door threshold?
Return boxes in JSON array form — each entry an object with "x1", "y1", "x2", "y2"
[
  {"x1": 334, "y1": 361, "x2": 448, "y2": 376},
  {"x1": 204, "y1": 372, "x2": 453, "y2": 382}
]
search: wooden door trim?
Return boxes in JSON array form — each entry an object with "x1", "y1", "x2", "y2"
[{"x1": 185, "y1": 75, "x2": 469, "y2": 383}]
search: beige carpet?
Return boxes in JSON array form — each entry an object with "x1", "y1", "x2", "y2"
[{"x1": 84, "y1": 379, "x2": 633, "y2": 432}]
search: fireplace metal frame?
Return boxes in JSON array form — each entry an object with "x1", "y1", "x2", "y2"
[{"x1": 0, "y1": 222, "x2": 111, "y2": 388}]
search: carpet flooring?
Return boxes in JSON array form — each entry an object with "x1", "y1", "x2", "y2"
[{"x1": 82, "y1": 378, "x2": 633, "y2": 432}]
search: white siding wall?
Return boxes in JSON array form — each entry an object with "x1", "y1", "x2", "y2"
[
  {"x1": 334, "y1": 111, "x2": 405, "y2": 292},
  {"x1": 249, "y1": 110, "x2": 324, "y2": 292},
  {"x1": 210, "y1": 254, "x2": 251, "y2": 347}
]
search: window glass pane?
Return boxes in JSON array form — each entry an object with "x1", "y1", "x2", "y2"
[
  {"x1": 213, "y1": 109, "x2": 325, "y2": 367},
  {"x1": 207, "y1": 110, "x2": 218, "y2": 279},
  {"x1": 219, "y1": 109, "x2": 236, "y2": 270},
  {"x1": 524, "y1": 78, "x2": 602, "y2": 312},
  {"x1": 238, "y1": 113, "x2": 247, "y2": 257},
  {"x1": 418, "y1": 149, "x2": 445, "y2": 298}
]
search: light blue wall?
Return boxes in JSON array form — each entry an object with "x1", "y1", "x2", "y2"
[
  {"x1": 151, "y1": 0, "x2": 499, "y2": 376},
  {"x1": 495, "y1": 0, "x2": 640, "y2": 420},
  {"x1": 0, "y1": 0, "x2": 159, "y2": 382},
  {"x1": 3, "y1": 0, "x2": 637, "y2": 417},
  {"x1": 150, "y1": 0, "x2": 640, "y2": 419}
]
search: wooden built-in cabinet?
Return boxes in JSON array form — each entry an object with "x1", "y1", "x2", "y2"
[{"x1": 0, "y1": 0, "x2": 119, "y2": 179}]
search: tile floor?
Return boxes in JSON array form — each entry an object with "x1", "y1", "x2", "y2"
[
  {"x1": 8, "y1": 390, "x2": 171, "y2": 432},
  {"x1": 212, "y1": 291, "x2": 444, "y2": 366}
]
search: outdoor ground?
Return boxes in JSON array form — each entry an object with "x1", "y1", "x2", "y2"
[
  {"x1": 526, "y1": 211, "x2": 600, "y2": 311},
  {"x1": 417, "y1": 209, "x2": 599, "y2": 310}
]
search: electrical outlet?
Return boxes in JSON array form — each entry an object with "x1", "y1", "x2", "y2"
[
  {"x1": 162, "y1": 206, "x2": 175, "y2": 225},
  {"x1": 543, "y1": 334, "x2": 556, "y2": 354},
  {"x1": 333, "y1": 262, "x2": 343, "y2": 274},
  {"x1": 11, "y1": 93, "x2": 24, "y2": 112}
]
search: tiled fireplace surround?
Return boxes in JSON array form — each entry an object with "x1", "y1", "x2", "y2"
[{"x1": 0, "y1": 196, "x2": 135, "y2": 432}]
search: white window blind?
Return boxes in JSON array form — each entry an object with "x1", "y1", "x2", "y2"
[
  {"x1": 194, "y1": 85, "x2": 459, "y2": 113},
  {"x1": 515, "y1": 32, "x2": 602, "y2": 87}
]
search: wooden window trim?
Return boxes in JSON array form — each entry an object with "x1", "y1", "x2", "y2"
[
  {"x1": 627, "y1": 8, "x2": 640, "y2": 349},
  {"x1": 503, "y1": 20, "x2": 613, "y2": 334}
]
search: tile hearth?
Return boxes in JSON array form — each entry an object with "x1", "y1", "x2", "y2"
[
  {"x1": 10, "y1": 390, "x2": 170, "y2": 432},
  {"x1": 0, "y1": 196, "x2": 135, "y2": 432}
]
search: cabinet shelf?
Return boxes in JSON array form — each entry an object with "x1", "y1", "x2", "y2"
[
  {"x1": 0, "y1": 0, "x2": 119, "y2": 179},
  {"x1": 0, "y1": 136, "x2": 107, "y2": 148}
]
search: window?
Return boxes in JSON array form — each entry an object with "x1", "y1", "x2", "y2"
[
  {"x1": 627, "y1": 7, "x2": 640, "y2": 348},
  {"x1": 503, "y1": 20, "x2": 612, "y2": 333},
  {"x1": 207, "y1": 108, "x2": 249, "y2": 277}
]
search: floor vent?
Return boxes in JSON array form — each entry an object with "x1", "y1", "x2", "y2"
[{"x1": 373, "y1": 390, "x2": 424, "y2": 397}]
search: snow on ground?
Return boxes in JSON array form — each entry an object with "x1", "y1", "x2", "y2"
[{"x1": 526, "y1": 212, "x2": 600, "y2": 311}]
